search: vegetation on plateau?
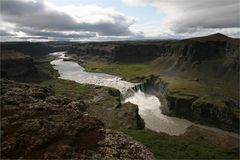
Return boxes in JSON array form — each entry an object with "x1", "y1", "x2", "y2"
[
  {"x1": 123, "y1": 129, "x2": 239, "y2": 159},
  {"x1": 84, "y1": 60, "x2": 152, "y2": 81}
]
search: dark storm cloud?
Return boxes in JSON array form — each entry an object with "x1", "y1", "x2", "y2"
[{"x1": 1, "y1": 0, "x2": 134, "y2": 36}]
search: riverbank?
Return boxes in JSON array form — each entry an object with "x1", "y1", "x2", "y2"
[
  {"x1": 39, "y1": 63, "x2": 144, "y2": 129},
  {"x1": 82, "y1": 58, "x2": 239, "y2": 133}
]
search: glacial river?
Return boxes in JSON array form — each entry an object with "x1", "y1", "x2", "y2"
[{"x1": 50, "y1": 51, "x2": 239, "y2": 138}]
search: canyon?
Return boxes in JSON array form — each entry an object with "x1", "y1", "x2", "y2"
[{"x1": 1, "y1": 33, "x2": 239, "y2": 159}]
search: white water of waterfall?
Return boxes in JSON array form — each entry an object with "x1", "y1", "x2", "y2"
[{"x1": 124, "y1": 89, "x2": 193, "y2": 135}]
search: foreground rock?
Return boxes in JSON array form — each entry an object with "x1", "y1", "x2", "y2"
[
  {"x1": 87, "y1": 88, "x2": 145, "y2": 130},
  {"x1": 1, "y1": 79, "x2": 154, "y2": 159}
]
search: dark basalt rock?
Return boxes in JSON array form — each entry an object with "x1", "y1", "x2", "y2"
[
  {"x1": 1, "y1": 42, "x2": 62, "y2": 57},
  {"x1": 190, "y1": 97, "x2": 239, "y2": 131},
  {"x1": 1, "y1": 79, "x2": 154, "y2": 159},
  {"x1": 133, "y1": 75, "x2": 239, "y2": 133},
  {"x1": 167, "y1": 95, "x2": 198, "y2": 117},
  {"x1": 108, "y1": 88, "x2": 121, "y2": 97},
  {"x1": 0, "y1": 51, "x2": 36, "y2": 79},
  {"x1": 166, "y1": 94, "x2": 239, "y2": 132},
  {"x1": 118, "y1": 102, "x2": 145, "y2": 129}
]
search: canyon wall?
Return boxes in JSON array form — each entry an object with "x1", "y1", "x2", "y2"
[
  {"x1": 68, "y1": 34, "x2": 239, "y2": 83},
  {"x1": 0, "y1": 50, "x2": 36, "y2": 79},
  {"x1": 134, "y1": 75, "x2": 239, "y2": 133}
]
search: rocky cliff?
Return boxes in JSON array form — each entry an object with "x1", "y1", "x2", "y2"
[
  {"x1": 132, "y1": 75, "x2": 239, "y2": 133},
  {"x1": 68, "y1": 34, "x2": 238, "y2": 61},
  {"x1": 86, "y1": 88, "x2": 145, "y2": 129},
  {"x1": 1, "y1": 79, "x2": 154, "y2": 159},
  {"x1": 68, "y1": 33, "x2": 239, "y2": 83},
  {"x1": 166, "y1": 94, "x2": 239, "y2": 132},
  {"x1": 1, "y1": 41, "x2": 72, "y2": 57},
  {"x1": 115, "y1": 34, "x2": 239, "y2": 81},
  {"x1": 0, "y1": 50, "x2": 36, "y2": 80}
]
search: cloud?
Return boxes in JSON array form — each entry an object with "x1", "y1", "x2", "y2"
[
  {"x1": 0, "y1": 29, "x2": 14, "y2": 36},
  {"x1": 60, "y1": 5, "x2": 135, "y2": 36},
  {"x1": 1, "y1": 0, "x2": 135, "y2": 40},
  {"x1": 1, "y1": 0, "x2": 239, "y2": 41},
  {"x1": 18, "y1": 27, "x2": 97, "y2": 39},
  {"x1": 122, "y1": 0, "x2": 240, "y2": 34}
]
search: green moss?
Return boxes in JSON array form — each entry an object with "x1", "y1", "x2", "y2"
[
  {"x1": 35, "y1": 60, "x2": 59, "y2": 79},
  {"x1": 193, "y1": 95, "x2": 225, "y2": 108},
  {"x1": 168, "y1": 91, "x2": 198, "y2": 100},
  {"x1": 162, "y1": 76, "x2": 238, "y2": 101},
  {"x1": 84, "y1": 60, "x2": 152, "y2": 81},
  {"x1": 41, "y1": 79, "x2": 94, "y2": 98},
  {"x1": 162, "y1": 77, "x2": 207, "y2": 97},
  {"x1": 163, "y1": 76, "x2": 238, "y2": 113},
  {"x1": 122, "y1": 129, "x2": 238, "y2": 159}
]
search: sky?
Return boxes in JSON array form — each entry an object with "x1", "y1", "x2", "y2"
[{"x1": 0, "y1": 0, "x2": 240, "y2": 41}]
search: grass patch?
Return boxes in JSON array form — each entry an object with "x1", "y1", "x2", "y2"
[
  {"x1": 122, "y1": 129, "x2": 238, "y2": 159},
  {"x1": 84, "y1": 60, "x2": 152, "y2": 81},
  {"x1": 162, "y1": 76, "x2": 238, "y2": 100},
  {"x1": 41, "y1": 79, "x2": 94, "y2": 98},
  {"x1": 15, "y1": 59, "x2": 60, "y2": 83},
  {"x1": 34, "y1": 59, "x2": 95, "y2": 98},
  {"x1": 163, "y1": 77, "x2": 208, "y2": 98},
  {"x1": 34, "y1": 60, "x2": 59, "y2": 79},
  {"x1": 163, "y1": 76, "x2": 239, "y2": 115}
]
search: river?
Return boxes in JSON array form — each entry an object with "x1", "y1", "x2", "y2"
[{"x1": 50, "y1": 51, "x2": 239, "y2": 138}]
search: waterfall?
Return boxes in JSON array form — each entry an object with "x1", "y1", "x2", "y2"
[
  {"x1": 120, "y1": 83, "x2": 148, "y2": 102},
  {"x1": 120, "y1": 88, "x2": 135, "y2": 101}
]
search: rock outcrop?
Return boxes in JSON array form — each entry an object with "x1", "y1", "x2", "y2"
[
  {"x1": 1, "y1": 42, "x2": 63, "y2": 57},
  {"x1": 133, "y1": 75, "x2": 239, "y2": 132},
  {"x1": 86, "y1": 87, "x2": 145, "y2": 130},
  {"x1": 1, "y1": 79, "x2": 154, "y2": 159},
  {"x1": 165, "y1": 94, "x2": 239, "y2": 132},
  {"x1": 0, "y1": 50, "x2": 36, "y2": 79}
]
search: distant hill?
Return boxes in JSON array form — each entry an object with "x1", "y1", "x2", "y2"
[
  {"x1": 0, "y1": 42, "x2": 67, "y2": 57},
  {"x1": 185, "y1": 33, "x2": 234, "y2": 42}
]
